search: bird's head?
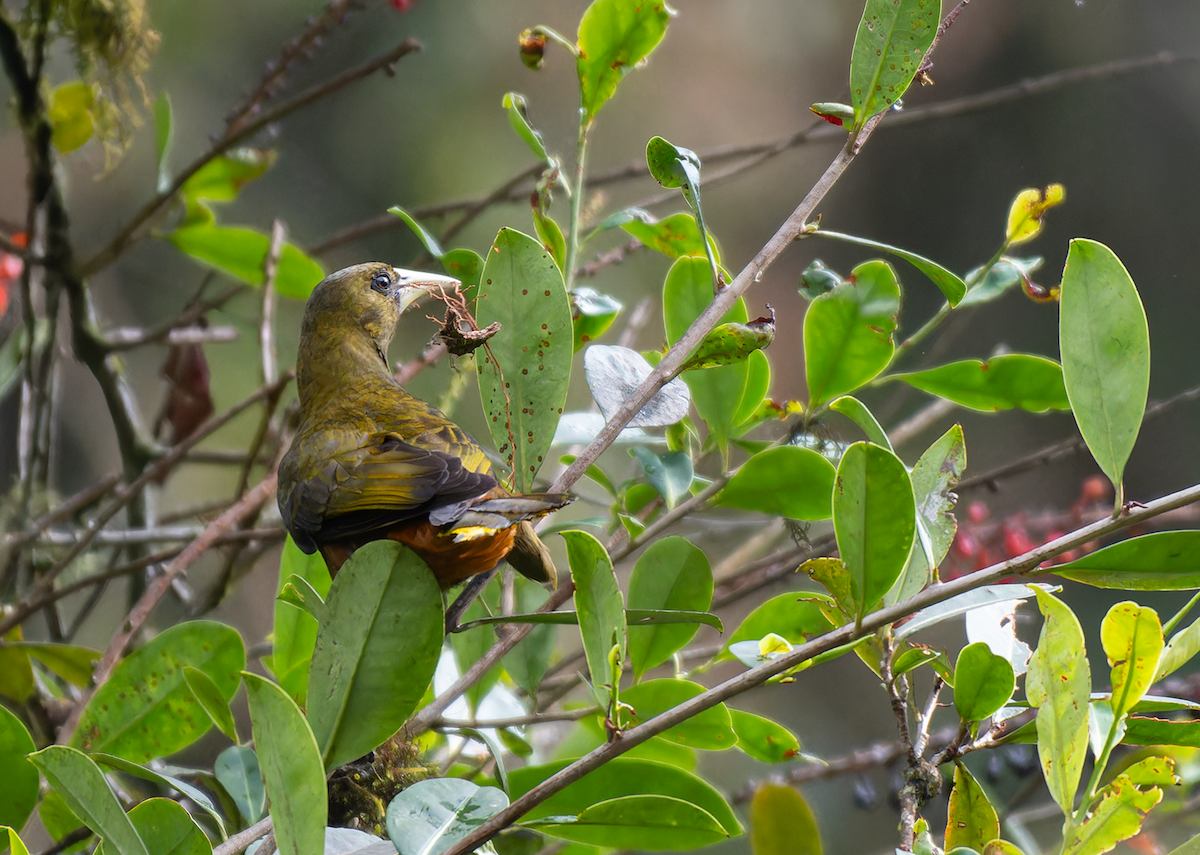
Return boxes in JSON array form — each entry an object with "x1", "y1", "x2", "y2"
[{"x1": 300, "y1": 262, "x2": 461, "y2": 363}]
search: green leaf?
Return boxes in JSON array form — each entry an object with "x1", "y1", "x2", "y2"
[
  {"x1": 182, "y1": 665, "x2": 238, "y2": 742},
  {"x1": 960, "y1": 257, "x2": 1042, "y2": 307},
  {"x1": 153, "y1": 93, "x2": 173, "y2": 193},
  {"x1": 306, "y1": 541, "x2": 443, "y2": 771},
  {"x1": 476, "y1": 227, "x2": 573, "y2": 492},
  {"x1": 0, "y1": 706, "x2": 38, "y2": 832},
  {"x1": 630, "y1": 446, "x2": 693, "y2": 509},
  {"x1": 1157, "y1": 610, "x2": 1200, "y2": 681},
  {"x1": 892, "y1": 646, "x2": 944, "y2": 679},
  {"x1": 626, "y1": 537, "x2": 713, "y2": 681},
  {"x1": 243, "y1": 673, "x2": 326, "y2": 855},
  {"x1": 804, "y1": 260, "x2": 900, "y2": 408},
  {"x1": 1054, "y1": 532, "x2": 1200, "y2": 590},
  {"x1": 814, "y1": 229, "x2": 965, "y2": 305},
  {"x1": 503, "y1": 577, "x2": 556, "y2": 699},
  {"x1": 525, "y1": 794, "x2": 727, "y2": 850},
  {"x1": 451, "y1": 582, "x2": 504, "y2": 714},
  {"x1": 953, "y1": 642, "x2": 1015, "y2": 725},
  {"x1": 266, "y1": 535, "x2": 331, "y2": 705},
  {"x1": 1062, "y1": 773, "x2": 1160, "y2": 855},
  {"x1": 620, "y1": 679, "x2": 736, "y2": 751},
  {"x1": 509, "y1": 757, "x2": 741, "y2": 838},
  {"x1": 48, "y1": 81, "x2": 95, "y2": 152},
  {"x1": 718, "y1": 446, "x2": 836, "y2": 521},
  {"x1": 621, "y1": 211, "x2": 718, "y2": 261},
  {"x1": 945, "y1": 763, "x2": 999, "y2": 853},
  {"x1": 645, "y1": 137, "x2": 719, "y2": 287},
  {"x1": 1025, "y1": 589, "x2": 1091, "y2": 814},
  {"x1": 167, "y1": 224, "x2": 324, "y2": 298},
  {"x1": 735, "y1": 350, "x2": 772, "y2": 428},
  {"x1": 1166, "y1": 833, "x2": 1200, "y2": 855},
  {"x1": 387, "y1": 778, "x2": 509, "y2": 855},
  {"x1": 533, "y1": 207, "x2": 568, "y2": 272},
  {"x1": 829, "y1": 396, "x2": 892, "y2": 449},
  {"x1": 389, "y1": 205, "x2": 446, "y2": 258},
  {"x1": 892, "y1": 355, "x2": 1070, "y2": 412},
  {"x1": 1059, "y1": 239, "x2": 1150, "y2": 508},
  {"x1": 1101, "y1": 601, "x2": 1163, "y2": 721},
  {"x1": 681, "y1": 311, "x2": 775, "y2": 372},
  {"x1": 750, "y1": 782, "x2": 820, "y2": 855},
  {"x1": 101, "y1": 758, "x2": 231, "y2": 840},
  {"x1": 181, "y1": 148, "x2": 274, "y2": 205},
  {"x1": 442, "y1": 248, "x2": 484, "y2": 298},
  {"x1": 9, "y1": 641, "x2": 100, "y2": 687},
  {"x1": 720, "y1": 590, "x2": 835, "y2": 662},
  {"x1": 891, "y1": 424, "x2": 966, "y2": 605},
  {"x1": 571, "y1": 287, "x2": 622, "y2": 351},
  {"x1": 729, "y1": 710, "x2": 802, "y2": 763},
  {"x1": 664, "y1": 257, "x2": 758, "y2": 451},
  {"x1": 1, "y1": 827, "x2": 30, "y2": 855},
  {"x1": 69, "y1": 621, "x2": 244, "y2": 762},
  {"x1": 503, "y1": 92, "x2": 553, "y2": 165},
  {"x1": 27, "y1": 746, "x2": 150, "y2": 855},
  {"x1": 214, "y1": 745, "x2": 265, "y2": 825},
  {"x1": 576, "y1": 0, "x2": 674, "y2": 123},
  {"x1": 563, "y1": 530, "x2": 626, "y2": 694},
  {"x1": 833, "y1": 442, "x2": 916, "y2": 624},
  {"x1": 849, "y1": 0, "x2": 940, "y2": 131},
  {"x1": 98, "y1": 799, "x2": 208, "y2": 855},
  {"x1": 37, "y1": 791, "x2": 86, "y2": 854}
]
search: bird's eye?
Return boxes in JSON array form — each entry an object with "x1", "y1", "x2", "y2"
[{"x1": 370, "y1": 272, "x2": 391, "y2": 294}]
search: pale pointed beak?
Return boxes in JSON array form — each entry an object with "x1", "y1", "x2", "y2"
[{"x1": 391, "y1": 268, "x2": 462, "y2": 313}]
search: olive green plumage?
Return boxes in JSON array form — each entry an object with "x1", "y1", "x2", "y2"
[{"x1": 277, "y1": 262, "x2": 567, "y2": 587}]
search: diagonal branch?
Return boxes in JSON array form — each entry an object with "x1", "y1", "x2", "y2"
[{"x1": 440, "y1": 481, "x2": 1200, "y2": 855}]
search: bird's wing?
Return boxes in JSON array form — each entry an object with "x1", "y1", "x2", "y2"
[{"x1": 280, "y1": 429, "x2": 497, "y2": 548}]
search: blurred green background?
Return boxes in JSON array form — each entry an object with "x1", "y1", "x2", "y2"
[{"x1": 3, "y1": 1, "x2": 1200, "y2": 852}]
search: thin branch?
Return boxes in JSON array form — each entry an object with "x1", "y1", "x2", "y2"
[
  {"x1": 304, "y1": 50, "x2": 1199, "y2": 255},
  {"x1": 439, "y1": 482, "x2": 1200, "y2": 855},
  {"x1": 33, "y1": 525, "x2": 283, "y2": 548},
  {"x1": 103, "y1": 281, "x2": 241, "y2": 352},
  {"x1": 547, "y1": 104, "x2": 885, "y2": 496},
  {"x1": 260, "y1": 221, "x2": 285, "y2": 387},
  {"x1": 309, "y1": 163, "x2": 544, "y2": 258},
  {"x1": 80, "y1": 39, "x2": 422, "y2": 277},
  {"x1": 959, "y1": 380, "x2": 1200, "y2": 491},
  {"x1": 212, "y1": 816, "x2": 274, "y2": 855},
  {"x1": 0, "y1": 372, "x2": 294, "y2": 637},
  {"x1": 59, "y1": 469, "x2": 280, "y2": 743},
  {"x1": 394, "y1": 341, "x2": 448, "y2": 386},
  {"x1": 224, "y1": 0, "x2": 369, "y2": 136},
  {"x1": 436, "y1": 708, "x2": 596, "y2": 730},
  {"x1": 5, "y1": 473, "x2": 120, "y2": 551}
]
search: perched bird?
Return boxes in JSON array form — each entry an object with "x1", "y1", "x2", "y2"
[{"x1": 277, "y1": 263, "x2": 570, "y2": 589}]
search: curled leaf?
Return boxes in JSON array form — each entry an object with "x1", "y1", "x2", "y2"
[
  {"x1": 681, "y1": 306, "x2": 775, "y2": 371},
  {"x1": 810, "y1": 102, "x2": 854, "y2": 128},
  {"x1": 1005, "y1": 184, "x2": 1065, "y2": 246}
]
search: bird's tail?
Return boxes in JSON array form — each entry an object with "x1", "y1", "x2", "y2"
[{"x1": 449, "y1": 492, "x2": 571, "y2": 587}]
